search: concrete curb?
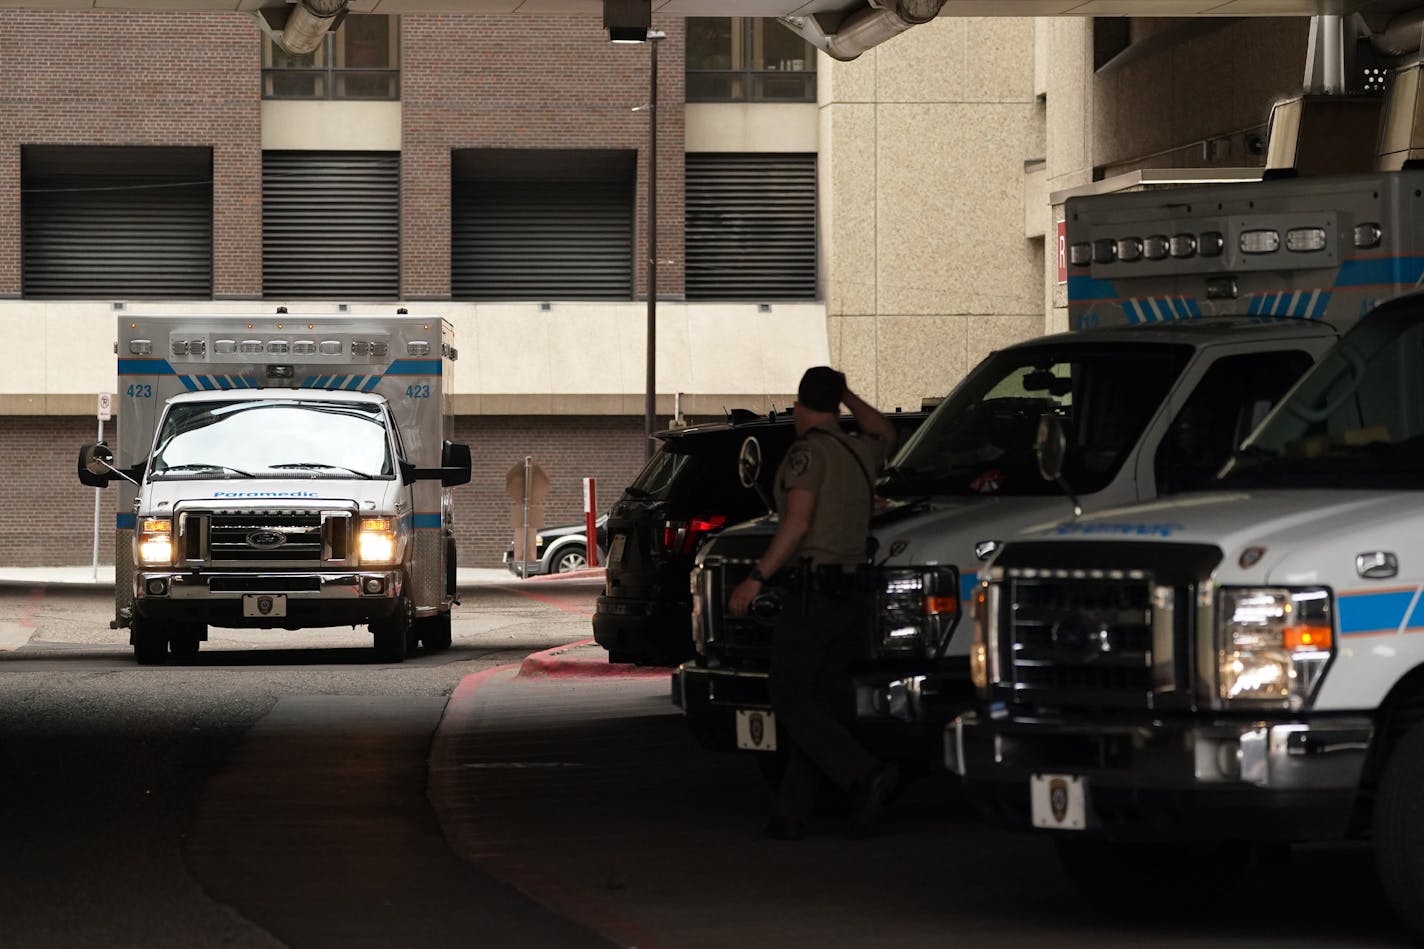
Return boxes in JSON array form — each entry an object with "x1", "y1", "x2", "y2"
[{"x1": 516, "y1": 639, "x2": 671, "y2": 679}]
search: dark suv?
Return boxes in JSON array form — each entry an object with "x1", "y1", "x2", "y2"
[{"x1": 594, "y1": 409, "x2": 927, "y2": 665}]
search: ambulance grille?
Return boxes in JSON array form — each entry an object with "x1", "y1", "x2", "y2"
[
  {"x1": 182, "y1": 511, "x2": 351, "y2": 565},
  {"x1": 1007, "y1": 577, "x2": 1154, "y2": 708}
]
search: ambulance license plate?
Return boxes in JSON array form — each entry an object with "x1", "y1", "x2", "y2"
[
  {"x1": 242, "y1": 594, "x2": 287, "y2": 618},
  {"x1": 607, "y1": 533, "x2": 627, "y2": 568},
  {"x1": 735, "y1": 709, "x2": 777, "y2": 752},
  {"x1": 1030, "y1": 773, "x2": 1086, "y2": 830}
]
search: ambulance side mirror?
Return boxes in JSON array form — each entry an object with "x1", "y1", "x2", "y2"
[
  {"x1": 440, "y1": 442, "x2": 472, "y2": 487},
  {"x1": 400, "y1": 441, "x2": 472, "y2": 487},
  {"x1": 78, "y1": 443, "x2": 115, "y2": 488}
]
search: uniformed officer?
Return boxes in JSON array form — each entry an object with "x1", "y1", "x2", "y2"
[{"x1": 728, "y1": 366, "x2": 899, "y2": 840}]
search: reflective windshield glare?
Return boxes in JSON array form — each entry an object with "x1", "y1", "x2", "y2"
[
  {"x1": 150, "y1": 400, "x2": 393, "y2": 479},
  {"x1": 1223, "y1": 307, "x2": 1424, "y2": 488},
  {"x1": 883, "y1": 344, "x2": 1190, "y2": 496}
]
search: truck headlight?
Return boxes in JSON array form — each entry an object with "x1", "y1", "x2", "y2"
[
  {"x1": 1217, "y1": 586, "x2": 1332, "y2": 709},
  {"x1": 970, "y1": 583, "x2": 990, "y2": 691},
  {"x1": 876, "y1": 566, "x2": 960, "y2": 657},
  {"x1": 358, "y1": 517, "x2": 397, "y2": 564},
  {"x1": 136, "y1": 517, "x2": 173, "y2": 567}
]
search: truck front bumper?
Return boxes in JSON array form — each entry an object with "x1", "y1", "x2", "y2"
[
  {"x1": 132, "y1": 569, "x2": 401, "y2": 628},
  {"x1": 674, "y1": 660, "x2": 973, "y2": 764},
  {"x1": 946, "y1": 709, "x2": 1373, "y2": 841}
]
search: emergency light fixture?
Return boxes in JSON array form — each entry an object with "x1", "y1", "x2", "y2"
[{"x1": 1354, "y1": 222, "x2": 1382, "y2": 248}]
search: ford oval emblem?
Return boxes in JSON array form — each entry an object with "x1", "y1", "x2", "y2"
[
  {"x1": 246, "y1": 530, "x2": 287, "y2": 550},
  {"x1": 748, "y1": 590, "x2": 784, "y2": 621}
]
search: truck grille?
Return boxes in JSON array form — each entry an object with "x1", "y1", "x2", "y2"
[
  {"x1": 696, "y1": 558, "x2": 779, "y2": 667},
  {"x1": 1008, "y1": 576, "x2": 1154, "y2": 708},
  {"x1": 179, "y1": 510, "x2": 352, "y2": 566}
]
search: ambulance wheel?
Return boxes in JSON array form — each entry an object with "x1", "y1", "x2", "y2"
[
  {"x1": 419, "y1": 613, "x2": 453, "y2": 652},
  {"x1": 132, "y1": 618, "x2": 168, "y2": 666},
  {"x1": 169, "y1": 624, "x2": 202, "y2": 660},
  {"x1": 1375, "y1": 722, "x2": 1424, "y2": 940},
  {"x1": 372, "y1": 597, "x2": 412, "y2": 663}
]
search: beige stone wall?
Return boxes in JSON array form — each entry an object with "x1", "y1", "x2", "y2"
[
  {"x1": 819, "y1": 18, "x2": 1044, "y2": 415},
  {"x1": 1038, "y1": 16, "x2": 1311, "y2": 333}
]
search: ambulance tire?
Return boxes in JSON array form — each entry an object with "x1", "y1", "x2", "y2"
[
  {"x1": 169, "y1": 623, "x2": 202, "y2": 660},
  {"x1": 132, "y1": 617, "x2": 169, "y2": 666},
  {"x1": 372, "y1": 597, "x2": 412, "y2": 663},
  {"x1": 1374, "y1": 722, "x2": 1424, "y2": 940},
  {"x1": 419, "y1": 613, "x2": 453, "y2": 652}
]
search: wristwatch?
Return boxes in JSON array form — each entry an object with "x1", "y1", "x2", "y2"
[{"x1": 748, "y1": 567, "x2": 768, "y2": 583}]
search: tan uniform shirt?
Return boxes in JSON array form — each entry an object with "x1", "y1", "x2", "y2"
[{"x1": 774, "y1": 422, "x2": 890, "y2": 566}]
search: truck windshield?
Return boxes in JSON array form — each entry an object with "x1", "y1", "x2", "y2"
[
  {"x1": 150, "y1": 400, "x2": 393, "y2": 480},
  {"x1": 881, "y1": 342, "x2": 1191, "y2": 497},
  {"x1": 1220, "y1": 304, "x2": 1424, "y2": 490}
]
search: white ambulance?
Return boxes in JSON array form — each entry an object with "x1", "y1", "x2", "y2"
[
  {"x1": 78, "y1": 312, "x2": 471, "y2": 664},
  {"x1": 678, "y1": 170, "x2": 1424, "y2": 770},
  {"x1": 950, "y1": 289, "x2": 1424, "y2": 938}
]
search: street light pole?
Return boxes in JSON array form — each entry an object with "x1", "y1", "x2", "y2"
[{"x1": 644, "y1": 29, "x2": 665, "y2": 460}]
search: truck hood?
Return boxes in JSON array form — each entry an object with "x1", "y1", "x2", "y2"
[
  {"x1": 1016, "y1": 489, "x2": 1417, "y2": 585},
  {"x1": 143, "y1": 477, "x2": 401, "y2": 513}
]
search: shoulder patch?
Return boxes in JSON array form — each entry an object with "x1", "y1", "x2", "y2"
[{"x1": 787, "y1": 445, "x2": 811, "y2": 477}]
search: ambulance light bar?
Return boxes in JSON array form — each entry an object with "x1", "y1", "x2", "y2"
[{"x1": 1070, "y1": 221, "x2": 1382, "y2": 271}]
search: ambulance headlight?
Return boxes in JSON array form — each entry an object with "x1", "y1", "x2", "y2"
[
  {"x1": 875, "y1": 566, "x2": 960, "y2": 658},
  {"x1": 1217, "y1": 587, "x2": 1332, "y2": 710},
  {"x1": 358, "y1": 517, "x2": 398, "y2": 564},
  {"x1": 136, "y1": 517, "x2": 173, "y2": 567}
]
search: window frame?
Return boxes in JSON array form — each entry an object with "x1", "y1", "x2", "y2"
[
  {"x1": 261, "y1": 15, "x2": 401, "y2": 102},
  {"x1": 685, "y1": 17, "x2": 816, "y2": 103}
]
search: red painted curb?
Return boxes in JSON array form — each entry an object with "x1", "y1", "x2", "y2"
[{"x1": 516, "y1": 639, "x2": 672, "y2": 679}]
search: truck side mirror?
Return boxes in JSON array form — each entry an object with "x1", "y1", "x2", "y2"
[
  {"x1": 440, "y1": 441, "x2": 472, "y2": 488},
  {"x1": 1035, "y1": 414, "x2": 1066, "y2": 482},
  {"x1": 1035, "y1": 414, "x2": 1082, "y2": 518},
  {"x1": 78, "y1": 442, "x2": 115, "y2": 488}
]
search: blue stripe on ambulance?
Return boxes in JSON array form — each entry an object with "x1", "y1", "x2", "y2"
[
  {"x1": 384, "y1": 359, "x2": 442, "y2": 376},
  {"x1": 1335, "y1": 255, "x2": 1424, "y2": 288},
  {"x1": 1338, "y1": 589, "x2": 1418, "y2": 635},
  {"x1": 117, "y1": 359, "x2": 177, "y2": 375},
  {"x1": 116, "y1": 513, "x2": 136, "y2": 530},
  {"x1": 413, "y1": 513, "x2": 443, "y2": 530},
  {"x1": 960, "y1": 573, "x2": 978, "y2": 606}
]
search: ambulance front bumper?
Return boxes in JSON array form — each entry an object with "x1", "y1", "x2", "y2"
[
  {"x1": 946, "y1": 709, "x2": 1373, "y2": 840},
  {"x1": 132, "y1": 569, "x2": 402, "y2": 626}
]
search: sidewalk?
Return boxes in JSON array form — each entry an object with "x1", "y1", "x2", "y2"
[{"x1": 0, "y1": 565, "x2": 606, "y2": 592}]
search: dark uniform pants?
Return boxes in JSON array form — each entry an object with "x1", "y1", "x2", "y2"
[{"x1": 768, "y1": 585, "x2": 878, "y2": 822}]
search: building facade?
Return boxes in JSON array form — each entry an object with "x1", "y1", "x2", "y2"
[{"x1": 0, "y1": 11, "x2": 1321, "y2": 565}]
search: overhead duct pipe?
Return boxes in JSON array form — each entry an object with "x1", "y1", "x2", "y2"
[
  {"x1": 780, "y1": 0, "x2": 947, "y2": 63},
  {"x1": 255, "y1": 0, "x2": 349, "y2": 56}
]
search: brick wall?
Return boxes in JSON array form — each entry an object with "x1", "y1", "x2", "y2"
[
  {"x1": 3, "y1": 415, "x2": 646, "y2": 568},
  {"x1": 453, "y1": 415, "x2": 647, "y2": 566},
  {"x1": 0, "y1": 417, "x2": 119, "y2": 565},
  {"x1": 0, "y1": 11, "x2": 262, "y2": 298},
  {"x1": 400, "y1": 15, "x2": 686, "y2": 301}
]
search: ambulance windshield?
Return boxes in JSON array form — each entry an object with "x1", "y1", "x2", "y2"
[
  {"x1": 1221, "y1": 303, "x2": 1424, "y2": 489},
  {"x1": 880, "y1": 342, "x2": 1191, "y2": 497},
  {"x1": 150, "y1": 399, "x2": 393, "y2": 480}
]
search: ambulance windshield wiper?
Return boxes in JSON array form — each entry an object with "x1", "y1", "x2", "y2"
[
  {"x1": 269, "y1": 463, "x2": 374, "y2": 480},
  {"x1": 156, "y1": 463, "x2": 256, "y2": 478}
]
